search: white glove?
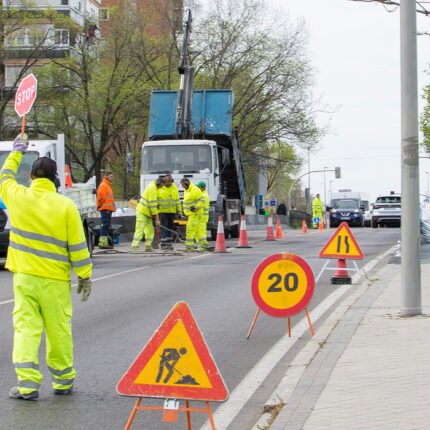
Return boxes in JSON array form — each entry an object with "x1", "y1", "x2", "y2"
[
  {"x1": 13, "y1": 134, "x2": 28, "y2": 153},
  {"x1": 77, "y1": 278, "x2": 92, "y2": 302}
]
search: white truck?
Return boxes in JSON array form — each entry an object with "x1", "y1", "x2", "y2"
[{"x1": 0, "y1": 134, "x2": 97, "y2": 261}]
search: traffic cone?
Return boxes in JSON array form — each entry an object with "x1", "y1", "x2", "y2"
[
  {"x1": 214, "y1": 216, "x2": 228, "y2": 253},
  {"x1": 237, "y1": 215, "x2": 252, "y2": 248},
  {"x1": 65, "y1": 164, "x2": 72, "y2": 188},
  {"x1": 331, "y1": 259, "x2": 352, "y2": 284},
  {"x1": 318, "y1": 220, "x2": 324, "y2": 231},
  {"x1": 265, "y1": 214, "x2": 276, "y2": 241},
  {"x1": 275, "y1": 218, "x2": 284, "y2": 239},
  {"x1": 302, "y1": 219, "x2": 308, "y2": 234}
]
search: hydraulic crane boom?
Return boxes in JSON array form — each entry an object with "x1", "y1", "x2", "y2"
[{"x1": 176, "y1": 9, "x2": 194, "y2": 139}]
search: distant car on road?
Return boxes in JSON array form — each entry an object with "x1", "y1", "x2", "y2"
[
  {"x1": 362, "y1": 199, "x2": 371, "y2": 227},
  {"x1": 371, "y1": 193, "x2": 401, "y2": 228}
]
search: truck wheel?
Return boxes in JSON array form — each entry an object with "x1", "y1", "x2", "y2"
[
  {"x1": 371, "y1": 219, "x2": 377, "y2": 229},
  {"x1": 230, "y1": 224, "x2": 240, "y2": 239}
]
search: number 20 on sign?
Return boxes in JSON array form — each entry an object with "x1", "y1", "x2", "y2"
[{"x1": 246, "y1": 253, "x2": 315, "y2": 339}]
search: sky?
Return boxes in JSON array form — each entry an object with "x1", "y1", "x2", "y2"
[{"x1": 269, "y1": 0, "x2": 430, "y2": 205}]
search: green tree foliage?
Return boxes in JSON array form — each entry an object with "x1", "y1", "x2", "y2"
[
  {"x1": 192, "y1": 0, "x2": 321, "y2": 199},
  {"x1": 421, "y1": 83, "x2": 430, "y2": 153}
]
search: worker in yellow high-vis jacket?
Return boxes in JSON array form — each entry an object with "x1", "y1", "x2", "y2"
[
  {"x1": 180, "y1": 178, "x2": 204, "y2": 252},
  {"x1": 157, "y1": 174, "x2": 181, "y2": 250},
  {"x1": 196, "y1": 181, "x2": 210, "y2": 251},
  {"x1": 131, "y1": 177, "x2": 165, "y2": 252},
  {"x1": 0, "y1": 135, "x2": 93, "y2": 401}
]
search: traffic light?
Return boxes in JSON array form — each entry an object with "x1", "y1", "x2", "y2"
[{"x1": 335, "y1": 166, "x2": 341, "y2": 179}]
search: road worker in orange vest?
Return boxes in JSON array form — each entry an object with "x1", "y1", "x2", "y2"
[{"x1": 96, "y1": 171, "x2": 116, "y2": 249}]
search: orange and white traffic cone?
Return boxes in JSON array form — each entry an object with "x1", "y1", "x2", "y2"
[
  {"x1": 214, "y1": 216, "x2": 228, "y2": 253},
  {"x1": 331, "y1": 258, "x2": 352, "y2": 284},
  {"x1": 65, "y1": 164, "x2": 72, "y2": 188},
  {"x1": 275, "y1": 218, "x2": 284, "y2": 239},
  {"x1": 265, "y1": 214, "x2": 276, "y2": 241},
  {"x1": 237, "y1": 215, "x2": 252, "y2": 248},
  {"x1": 302, "y1": 219, "x2": 308, "y2": 234},
  {"x1": 318, "y1": 220, "x2": 324, "y2": 231}
]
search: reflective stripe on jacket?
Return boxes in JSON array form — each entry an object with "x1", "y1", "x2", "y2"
[
  {"x1": 201, "y1": 190, "x2": 210, "y2": 221},
  {"x1": 97, "y1": 178, "x2": 115, "y2": 212},
  {"x1": 136, "y1": 181, "x2": 159, "y2": 217},
  {"x1": 312, "y1": 197, "x2": 324, "y2": 214},
  {"x1": 183, "y1": 183, "x2": 204, "y2": 216},
  {"x1": 0, "y1": 151, "x2": 92, "y2": 281},
  {"x1": 157, "y1": 184, "x2": 181, "y2": 214}
]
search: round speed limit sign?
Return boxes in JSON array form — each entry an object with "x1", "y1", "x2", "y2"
[{"x1": 251, "y1": 253, "x2": 315, "y2": 317}]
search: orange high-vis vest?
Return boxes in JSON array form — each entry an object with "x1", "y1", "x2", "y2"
[{"x1": 97, "y1": 178, "x2": 116, "y2": 212}]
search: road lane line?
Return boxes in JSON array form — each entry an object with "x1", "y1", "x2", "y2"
[
  {"x1": 0, "y1": 266, "x2": 150, "y2": 307},
  {"x1": 200, "y1": 245, "x2": 396, "y2": 430}
]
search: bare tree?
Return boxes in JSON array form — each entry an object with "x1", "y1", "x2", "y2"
[
  {"x1": 0, "y1": 5, "x2": 79, "y2": 139},
  {"x1": 348, "y1": 0, "x2": 430, "y2": 15}
]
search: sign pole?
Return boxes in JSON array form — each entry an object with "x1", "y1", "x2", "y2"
[{"x1": 21, "y1": 114, "x2": 26, "y2": 137}]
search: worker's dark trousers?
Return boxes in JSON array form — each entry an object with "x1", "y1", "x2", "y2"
[
  {"x1": 159, "y1": 213, "x2": 175, "y2": 248},
  {"x1": 100, "y1": 210, "x2": 112, "y2": 238}
]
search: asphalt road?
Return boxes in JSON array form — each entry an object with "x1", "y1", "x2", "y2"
[{"x1": 0, "y1": 227, "x2": 400, "y2": 429}]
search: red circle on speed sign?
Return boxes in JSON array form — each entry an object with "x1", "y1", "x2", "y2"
[
  {"x1": 14, "y1": 74, "x2": 38, "y2": 117},
  {"x1": 251, "y1": 253, "x2": 315, "y2": 317}
]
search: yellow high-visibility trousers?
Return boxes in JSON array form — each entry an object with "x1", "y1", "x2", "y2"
[
  {"x1": 131, "y1": 212, "x2": 154, "y2": 248},
  {"x1": 196, "y1": 216, "x2": 209, "y2": 250},
  {"x1": 185, "y1": 213, "x2": 202, "y2": 250},
  {"x1": 12, "y1": 273, "x2": 75, "y2": 394}
]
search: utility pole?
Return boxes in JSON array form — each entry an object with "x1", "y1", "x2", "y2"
[{"x1": 400, "y1": 0, "x2": 421, "y2": 315}]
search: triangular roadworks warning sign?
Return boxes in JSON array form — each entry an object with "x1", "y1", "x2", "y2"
[
  {"x1": 116, "y1": 302, "x2": 229, "y2": 402},
  {"x1": 319, "y1": 222, "x2": 364, "y2": 260}
]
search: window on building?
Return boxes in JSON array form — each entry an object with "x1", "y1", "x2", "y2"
[
  {"x1": 54, "y1": 29, "x2": 70, "y2": 46},
  {"x1": 5, "y1": 65, "x2": 23, "y2": 88},
  {"x1": 61, "y1": 0, "x2": 68, "y2": 5},
  {"x1": 99, "y1": 8, "x2": 109, "y2": 20}
]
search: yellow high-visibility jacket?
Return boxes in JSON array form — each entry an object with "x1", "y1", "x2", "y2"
[
  {"x1": 201, "y1": 190, "x2": 210, "y2": 222},
  {"x1": 157, "y1": 184, "x2": 181, "y2": 214},
  {"x1": 183, "y1": 183, "x2": 204, "y2": 217},
  {"x1": 136, "y1": 181, "x2": 159, "y2": 217},
  {"x1": 312, "y1": 197, "x2": 324, "y2": 215},
  {"x1": 0, "y1": 151, "x2": 92, "y2": 281}
]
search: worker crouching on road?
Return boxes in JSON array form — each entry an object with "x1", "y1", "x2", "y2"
[
  {"x1": 131, "y1": 177, "x2": 165, "y2": 252},
  {"x1": 196, "y1": 181, "x2": 210, "y2": 251},
  {"x1": 0, "y1": 135, "x2": 93, "y2": 400},
  {"x1": 96, "y1": 171, "x2": 115, "y2": 249},
  {"x1": 158, "y1": 174, "x2": 181, "y2": 251},
  {"x1": 312, "y1": 193, "x2": 324, "y2": 228},
  {"x1": 180, "y1": 178, "x2": 204, "y2": 252}
]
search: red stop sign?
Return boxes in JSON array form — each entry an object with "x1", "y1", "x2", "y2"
[{"x1": 14, "y1": 74, "x2": 38, "y2": 117}]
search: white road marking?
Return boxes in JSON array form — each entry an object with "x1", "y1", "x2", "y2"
[
  {"x1": 0, "y1": 266, "x2": 150, "y2": 307},
  {"x1": 199, "y1": 245, "x2": 396, "y2": 430}
]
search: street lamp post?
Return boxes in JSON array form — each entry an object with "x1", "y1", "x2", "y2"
[
  {"x1": 323, "y1": 166, "x2": 328, "y2": 208},
  {"x1": 426, "y1": 172, "x2": 429, "y2": 198},
  {"x1": 329, "y1": 180, "x2": 334, "y2": 202}
]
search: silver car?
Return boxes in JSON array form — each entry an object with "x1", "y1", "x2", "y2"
[{"x1": 371, "y1": 193, "x2": 401, "y2": 228}]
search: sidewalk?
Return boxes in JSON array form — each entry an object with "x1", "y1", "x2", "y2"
[{"x1": 268, "y1": 255, "x2": 430, "y2": 430}]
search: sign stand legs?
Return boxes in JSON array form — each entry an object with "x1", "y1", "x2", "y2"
[
  {"x1": 246, "y1": 308, "x2": 261, "y2": 339},
  {"x1": 305, "y1": 307, "x2": 314, "y2": 336},
  {"x1": 247, "y1": 308, "x2": 315, "y2": 339},
  {"x1": 123, "y1": 398, "x2": 216, "y2": 429}
]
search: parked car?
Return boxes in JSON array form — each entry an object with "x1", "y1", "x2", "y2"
[
  {"x1": 371, "y1": 193, "x2": 401, "y2": 228},
  {"x1": 362, "y1": 199, "x2": 371, "y2": 227}
]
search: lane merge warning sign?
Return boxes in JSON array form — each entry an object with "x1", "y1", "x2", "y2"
[
  {"x1": 319, "y1": 222, "x2": 364, "y2": 260},
  {"x1": 116, "y1": 302, "x2": 228, "y2": 402}
]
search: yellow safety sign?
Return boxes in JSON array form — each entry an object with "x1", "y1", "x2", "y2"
[
  {"x1": 117, "y1": 302, "x2": 228, "y2": 401},
  {"x1": 319, "y1": 222, "x2": 364, "y2": 259}
]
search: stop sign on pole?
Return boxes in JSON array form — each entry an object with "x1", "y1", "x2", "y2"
[{"x1": 14, "y1": 74, "x2": 38, "y2": 117}]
